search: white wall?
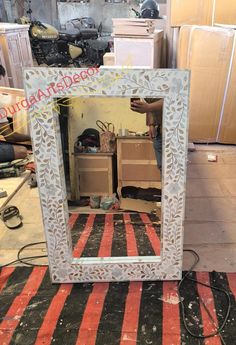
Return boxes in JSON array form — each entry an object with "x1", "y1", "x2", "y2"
[
  {"x1": 58, "y1": 0, "x2": 167, "y2": 32},
  {"x1": 69, "y1": 97, "x2": 148, "y2": 143}
]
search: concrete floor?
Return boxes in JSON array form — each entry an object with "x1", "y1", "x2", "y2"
[
  {"x1": 0, "y1": 144, "x2": 236, "y2": 272},
  {"x1": 184, "y1": 144, "x2": 236, "y2": 271}
]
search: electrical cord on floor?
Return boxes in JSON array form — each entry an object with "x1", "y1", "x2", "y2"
[
  {"x1": 179, "y1": 249, "x2": 231, "y2": 343},
  {"x1": 0, "y1": 243, "x2": 232, "y2": 343},
  {"x1": 17, "y1": 241, "x2": 48, "y2": 267},
  {"x1": 0, "y1": 241, "x2": 48, "y2": 269}
]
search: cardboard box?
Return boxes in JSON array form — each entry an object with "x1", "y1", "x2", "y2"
[
  {"x1": 217, "y1": 32, "x2": 236, "y2": 144},
  {"x1": 177, "y1": 25, "x2": 192, "y2": 68},
  {"x1": 170, "y1": 0, "x2": 236, "y2": 28},
  {"x1": 178, "y1": 26, "x2": 235, "y2": 142},
  {"x1": 170, "y1": 0, "x2": 214, "y2": 27},
  {"x1": 214, "y1": 0, "x2": 236, "y2": 26}
]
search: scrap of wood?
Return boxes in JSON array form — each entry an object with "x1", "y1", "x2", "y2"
[
  {"x1": 208, "y1": 154, "x2": 218, "y2": 162},
  {"x1": 120, "y1": 197, "x2": 157, "y2": 214}
]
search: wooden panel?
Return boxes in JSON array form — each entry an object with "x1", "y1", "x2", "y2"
[
  {"x1": 18, "y1": 31, "x2": 33, "y2": 68},
  {"x1": 77, "y1": 157, "x2": 109, "y2": 169},
  {"x1": 79, "y1": 171, "x2": 110, "y2": 194},
  {"x1": 121, "y1": 142, "x2": 156, "y2": 160},
  {"x1": 122, "y1": 164, "x2": 160, "y2": 181},
  {"x1": 6, "y1": 33, "x2": 23, "y2": 88}
]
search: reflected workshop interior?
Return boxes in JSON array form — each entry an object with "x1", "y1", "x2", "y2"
[{"x1": 58, "y1": 96, "x2": 163, "y2": 258}]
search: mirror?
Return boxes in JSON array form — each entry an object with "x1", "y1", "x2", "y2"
[
  {"x1": 58, "y1": 96, "x2": 163, "y2": 259},
  {"x1": 24, "y1": 68, "x2": 189, "y2": 283}
]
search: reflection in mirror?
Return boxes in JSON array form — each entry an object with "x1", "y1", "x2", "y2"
[{"x1": 57, "y1": 96, "x2": 163, "y2": 259}]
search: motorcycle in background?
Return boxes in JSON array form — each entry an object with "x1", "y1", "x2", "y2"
[{"x1": 18, "y1": 16, "x2": 110, "y2": 67}]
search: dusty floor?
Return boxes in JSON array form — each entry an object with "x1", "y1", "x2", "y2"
[{"x1": 0, "y1": 144, "x2": 236, "y2": 271}]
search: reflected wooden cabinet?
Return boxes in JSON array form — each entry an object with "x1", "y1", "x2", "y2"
[
  {"x1": 0, "y1": 23, "x2": 33, "y2": 88},
  {"x1": 75, "y1": 153, "x2": 115, "y2": 199},
  {"x1": 117, "y1": 137, "x2": 161, "y2": 197}
]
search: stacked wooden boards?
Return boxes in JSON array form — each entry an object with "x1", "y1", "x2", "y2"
[
  {"x1": 178, "y1": 25, "x2": 236, "y2": 144},
  {"x1": 112, "y1": 18, "x2": 167, "y2": 67},
  {"x1": 112, "y1": 18, "x2": 164, "y2": 68}
]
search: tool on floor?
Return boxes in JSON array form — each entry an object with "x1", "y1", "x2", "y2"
[
  {"x1": 0, "y1": 188, "x2": 7, "y2": 198},
  {"x1": 0, "y1": 205, "x2": 23, "y2": 229},
  {"x1": 0, "y1": 159, "x2": 27, "y2": 179},
  {"x1": 28, "y1": 173, "x2": 37, "y2": 188}
]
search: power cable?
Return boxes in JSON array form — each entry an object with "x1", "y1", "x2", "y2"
[
  {"x1": 179, "y1": 249, "x2": 232, "y2": 341},
  {"x1": 0, "y1": 241, "x2": 48, "y2": 269}
]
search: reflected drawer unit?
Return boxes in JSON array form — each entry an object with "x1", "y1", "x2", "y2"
[
  {"x1": 117, "y1": 137, "x2": 161, "y2": 197},
  {"x1": 75, "y1": 153, "x2": 115, "y2": 199}
]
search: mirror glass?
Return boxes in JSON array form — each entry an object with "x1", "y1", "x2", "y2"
[{"x1": 57, "y1": 96, "x2": 163, "y2": 258}]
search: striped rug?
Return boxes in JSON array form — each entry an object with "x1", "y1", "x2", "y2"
[
  {"x1": 70, "y1": 213, "x2": 161, "y2": 257},
  {"x1": 0, "y1": 268, "x2": 235, "y2": 345},
  {"x1": 0, "y1": 213, "x2": 235, "y2": 345}
]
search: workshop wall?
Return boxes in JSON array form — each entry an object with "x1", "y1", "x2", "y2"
[
  {"x1": 69, "y1": 97, "x2": 147, "y2": 143},
  {"x1": 2, "y1": 0, "x2": 166, "y2": 31},
  {"x1": 58, "y1": 0, "x2": 167, "y2": 32},
  {"x1": 2, "y1": 0, "x2": 58, "y2": 27}
]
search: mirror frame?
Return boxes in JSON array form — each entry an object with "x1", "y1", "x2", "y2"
[{"x1": 24, "y1": 67, "x2": 190, "y2": 283}]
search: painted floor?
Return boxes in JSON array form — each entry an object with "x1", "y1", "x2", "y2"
[{"x1": 0, "y1": 267, "x2": 235, "y2": 345}]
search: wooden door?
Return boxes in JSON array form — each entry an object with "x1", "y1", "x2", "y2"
[
  {"x1": 18, "y1": 31, "x2": 33, "y2": 68},
  {"x1": 7, "y1": 32, "x2": 24, "y2": 88}
]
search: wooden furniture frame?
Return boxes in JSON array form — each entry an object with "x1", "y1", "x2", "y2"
[{"x1": 24, "y1": 67, "x2": 190, "y2": 283}]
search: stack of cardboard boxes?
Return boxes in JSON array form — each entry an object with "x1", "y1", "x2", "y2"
[
  {"x1": 178, "y1": 26, "x2": 236, "y2": 143},
  {"x1": 169, "y1": 0, "x2": 236, "y2": 143},
  {"x1": 170, "y1": 0, "x2": 236, "y2": 27}
]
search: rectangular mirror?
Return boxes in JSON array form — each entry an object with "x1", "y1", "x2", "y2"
[
  {"x1": 59, "y1": 96, "x2": 162, "y2": 259},
  {"x1": 24, "y1": 68, "x2": 190, "y2": 283}
]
